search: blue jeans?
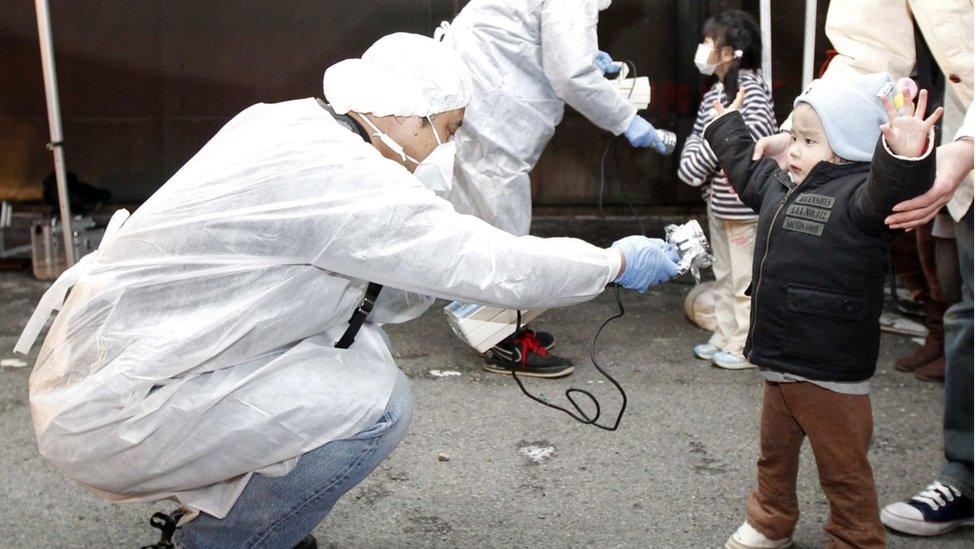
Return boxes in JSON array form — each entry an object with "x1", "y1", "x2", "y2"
[
  {"x1": 939, "y1": 206, "x2": 974, "y2": 499},
  {"x1": 175, "y1": 369, "x2": 412, "y2": 548}
]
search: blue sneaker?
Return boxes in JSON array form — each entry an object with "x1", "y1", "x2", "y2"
[
  {"x1": 712, "y1": 351, "x2": 755, "y2": 370},
  {"x1": 881, "y1": 481, "x2": 974, "y2": 536},
  {"x1": 693, "y1": 342, "x2": 721, "y2": 360}
]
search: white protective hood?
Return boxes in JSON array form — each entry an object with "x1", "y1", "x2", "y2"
[
  {"x1": 323, "y1": 32, "x2": 473, "y2": 118},
  {"x1": 18, "y1": 98, "x2": 617, "y2": 518}
]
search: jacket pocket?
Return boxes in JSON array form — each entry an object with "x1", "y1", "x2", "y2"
[
  {"x1": 783, "y1": 284, "x2": 870, "y2": 367},
  {"x1": 786, "y1": 284, "x2": 867, "y2": 321}
]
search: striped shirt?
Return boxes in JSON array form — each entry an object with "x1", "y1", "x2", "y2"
[{"x1": 678, "y1": 70, "x2": 777, "y2": 220}]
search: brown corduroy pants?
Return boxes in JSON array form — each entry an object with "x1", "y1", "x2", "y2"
[{"x1": 745, "y1": 381, "x2": 886, "y2": 548}]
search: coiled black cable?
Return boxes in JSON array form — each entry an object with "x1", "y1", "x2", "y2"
[
  {"x1": 508, "y1": 292, "x2": 628, "y2": 431},
  {"x1": 506, "y1": 59, "x2": 651, "y2": 430},
  {"x1": 506, "y1": 59, "x2": 659, "y2": 431}
]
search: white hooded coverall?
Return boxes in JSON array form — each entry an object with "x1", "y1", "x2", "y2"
[
  {"x1": 442, "y1": 0, "x2": 638, "y2": 236},
  {"x1": 16, "y1": 98, "x2": 620, "y2": 518}
]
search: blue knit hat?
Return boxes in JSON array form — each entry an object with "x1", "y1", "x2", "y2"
[{"x1": 794, "y1": 72, "x2": 893, "y2": 162}]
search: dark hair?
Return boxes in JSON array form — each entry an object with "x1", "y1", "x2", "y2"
[{"x1": 703, "y1": 10, "x2": 763, "y2": 104}]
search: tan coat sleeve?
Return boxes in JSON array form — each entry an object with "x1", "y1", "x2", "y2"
[
  {"x1": 821, "y1": 0, "x2": 917, "y2": 82},
  {"x1": 949, "y1": 100, "x2": 975, "y2": 221},
  {"x1": 956, "y1": 101, "x2": 976, "y2": 142},
  {"x1": 910, "y1": 0, "x2": 974, "y2": 106}
]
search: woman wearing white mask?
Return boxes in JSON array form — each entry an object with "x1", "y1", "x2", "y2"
[
  {"x1": 677, "y1": 10, "x2": 777, "y2": 371},
  {"x1": 14, "y1": 33, "x2": 680, "y2": 547}
]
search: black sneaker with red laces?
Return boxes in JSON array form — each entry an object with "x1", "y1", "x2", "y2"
[
  {"x1": 482, "y1": 330, "x2": 573, "y2": 378},
  {"x1": 524, "y1": 329, "x2": 556, "y2": 351}
]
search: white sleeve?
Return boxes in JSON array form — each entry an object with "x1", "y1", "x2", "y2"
[
  {"x1": 539, "y1": 0, "x2": 637, "y2": 136},
  {"x1": 115, "y1": 101, "x2": 616, "y2": 312},
  {"x1": 308, "y1": 157, "x2": 615, "y2": 311},
  {"x1": 605, "y1": 248, "x2": 622, "y2": 285}
]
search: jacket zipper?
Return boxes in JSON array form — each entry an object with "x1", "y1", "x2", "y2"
[{"x1": 747, "y1": 181, "x2": 799, "y2": 361}]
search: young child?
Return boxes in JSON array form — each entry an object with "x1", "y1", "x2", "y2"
[
  {"x1": 703, "y1": 73, "x2": 943, "y2": 548},
  {"x1": 678, "y1": 10, "x2": 777, "y2": 370}
]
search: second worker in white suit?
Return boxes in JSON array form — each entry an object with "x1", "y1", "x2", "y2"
[{"x1": 439, "y1": 0, "x2": 669, "y2": 377}]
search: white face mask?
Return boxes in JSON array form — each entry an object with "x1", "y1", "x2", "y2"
[
  {"x1": 694, "y1": 43, "x2": 743, "y2": 76},
  {"x1": 412, "y1": 119, "x2": 456, "y2": 194},
  {"x1": 360, "y1": 114, "x2": 456, "y2": 193},
  {"x1": 694, "y1": 43, "x2": 718, "y2": 76}
]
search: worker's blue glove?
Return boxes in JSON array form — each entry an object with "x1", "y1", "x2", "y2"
[
  {"x1": 594, "y1": 50, "x2": 618, "y2": 75},
  {"x1": 624, "y1": 115, "x2": 666, "y2": 153},
  {"x1": 611, "y1": 236, "x2": 682, "y2": 292}
]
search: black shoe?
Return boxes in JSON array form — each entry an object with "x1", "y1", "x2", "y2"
[
  {"x1": 881, "y1": 481, "x2": 974, "y2": 536},
  {"x1": 523, "y1": 328, "x2": 556, "y2": 351},
  {"x1": 141, "y1": 509, "x2": 318, "y2": 549},
  {"x1": 141, "y1": 510, "x2": 183, "y2": 549},
  {"x1": 482, "y1": 331, "x2": 573, "y2": 378}
]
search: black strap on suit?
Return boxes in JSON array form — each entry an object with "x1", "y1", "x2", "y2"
[
  {"x1": 316, "y1": 99, "x2": 385, "y2": 349},
  {"x1": 334, "y1": 282, "x2": 383, "y2": 349}
]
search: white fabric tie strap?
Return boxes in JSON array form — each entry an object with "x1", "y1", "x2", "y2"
[{"x1": 13, "y1": 209, "x2": 130, "y2": 357}]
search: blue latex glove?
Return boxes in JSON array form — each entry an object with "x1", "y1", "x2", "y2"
[
  {"x1": 624, "y1": 116, "x2": 666, "y2": 153},
  {"x1": 594, "y1": 50, "x2": 618, "y2": 75},
  {"x1": 611, "y1": 236, "x2": 681, "y2": 292}
]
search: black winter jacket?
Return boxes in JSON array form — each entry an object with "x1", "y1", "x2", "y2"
[{"x1": 704, "y1": 111, "x2": 935, "y2": 382}]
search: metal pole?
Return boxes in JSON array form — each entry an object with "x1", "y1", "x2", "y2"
[
  {"x1": 35, "y1": 0, "x2": 75, "y2": 266},
  {"x1": 759, "y1": 0, "x2": 773, "y2": 86},
  {"x1": 802, "y1": 0, "x2": 818, "y2": 88}
]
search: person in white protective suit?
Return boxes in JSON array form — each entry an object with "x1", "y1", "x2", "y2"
[
  {"x1": 13, "y1": 33, "x2": 680, "y2": 548},
  {"x1": 436, "y1": 0, "x2": 670, "y2": 377}
]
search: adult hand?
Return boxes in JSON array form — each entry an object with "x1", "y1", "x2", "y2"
[
  {"x1": 711, "y1": 87, "x2": 745, "y2": 118},
  {"x1": 751, "y1": 132, "x2": 792, "y2": 169},
  {"x1": 594, "y1": 50, "x2": 618, "y2": 75},
  {"x1": 880, "y1": 88, "x2": 943, "y2": 158},
  {"x1": 624, "y1": 116, "x2": 666, "y2": 153},
  {"x1": 611, "y1": 236, "x2": 681, "y2": 292},
  {"x1": 886, "y1": 138, "x2": 974, "y2": 230}
]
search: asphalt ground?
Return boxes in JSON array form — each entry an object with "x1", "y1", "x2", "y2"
[{"x1": 0, "y1": 216, "x2": 971, "y2": 548}]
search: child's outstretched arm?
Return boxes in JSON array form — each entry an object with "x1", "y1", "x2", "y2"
[
  {"x1": 852, "y1": 88, "x2": 944, "y2": 236},
  {"x1": 702, "y1": 89, "x2": 783, "y2": 212},
  {"x1": 677, "y1": 134, "x2": 718, "y2": 187}
]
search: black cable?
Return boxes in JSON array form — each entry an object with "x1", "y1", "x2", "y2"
[
  {"x1": 885, "y1": 256, "x2": 924, "y2": 318},
  {"x1": 506, "y1": 59, "x2": 649, "y2": 431},
  {"x1": 886, "y1": 257, "x2": 901, "y2": 308},
  {"x1": 613, "y1": 138, "x2": 646, "y2": 235},
  {"x1": 599, "y1": 59, "x2": 646, "y2": 236},
  {"x1": 599, "y1": 138, "x2": 646, "y2": 236},
  {"x1": 508, "y1": 289, "x2": 628, "y2": 430},
  {"x1": 598, "y1": 137, "x2": 608, "y2": 219}
]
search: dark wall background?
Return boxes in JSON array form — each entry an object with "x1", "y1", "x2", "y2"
[{"x1": 0, "y1": 0, "x2": 827, "y2": 207}]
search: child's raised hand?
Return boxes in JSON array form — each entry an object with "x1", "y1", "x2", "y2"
[
  {"x1": 711, "y1": 88, "x2": 746, "y2": 118},
  {"x1": 881, "y1": 88, "x2": 943, "y2": 157}
]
